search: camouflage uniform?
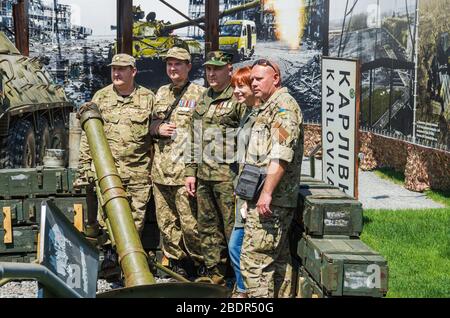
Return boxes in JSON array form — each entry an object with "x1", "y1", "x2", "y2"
[
  {"x1": 79, "y1": 83, "x2": 155, "y2": 234},
  {"x1": 151, "y1": 81, "x2": 206, "y2": 264},
  {"x1": 240, "y1": 87, "x2": 304, "y2": 298},
  {"x1": 185, "y1": 83, "x2": 247, "y2": 275}
]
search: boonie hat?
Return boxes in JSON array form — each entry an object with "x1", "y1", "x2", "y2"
[
  {"x1": 108, "y1": 53, "x2": 136, "y2": 68},
  {"x1": 163, "y1": 47, "x2": 191, "y2": 63}
]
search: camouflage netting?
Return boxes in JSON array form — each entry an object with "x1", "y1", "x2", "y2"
[
  {"x1": 404, "y1": 144, "x2": 450, "y2": 192},
  {"x1": 304, "y1": 124, "x2": 450, "y2": 192},
  {"x1": 359, "y1": 132, "x2": 408, "y2": 172},
  {"x1": 303, "y1": 124, "x2": 322, "y2": 157}
]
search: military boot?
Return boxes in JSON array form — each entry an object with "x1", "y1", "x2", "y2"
[
  {"x1": 99, "y1": 247, "x2": 121, "y2": 283},
  {"x1": 195, "y1": 266, "x2": 226, "y2": 286},
  {"x1": 169, "y1": 259, "x2": 188, "y2": 279},
  {"x1": 84, "y1": 222, "x2": 100, "y2": 238}
]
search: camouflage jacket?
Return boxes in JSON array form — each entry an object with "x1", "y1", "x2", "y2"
[
  {"x1": 244, "y1": 87, "x2": 304, "y2": 208},
  {"x1": 79, "y1": 84, "x2": 155, "y2": 185},
  {"x1": 185, "y1": 84, "x2": 247, "y2": 181},
  {"x1": 151, "y1": 82, "x2": 206, "y2": 185}
]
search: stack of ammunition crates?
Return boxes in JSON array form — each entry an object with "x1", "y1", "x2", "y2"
[
  {"x1": 293, "y1": 176, "x2": 389, "y2": 298},
  {"x1": 0, "y1": 167, "x2": 161, "y2": 264},
  {"x1": 0, "y1": 167, "x2": 89, "y2": 262}
]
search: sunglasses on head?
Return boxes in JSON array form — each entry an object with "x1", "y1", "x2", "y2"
[{"x1": 252, "y1": 59, "x2": 279, "y2": 75}]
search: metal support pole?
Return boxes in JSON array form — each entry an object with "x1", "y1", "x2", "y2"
[
  {"x1": 374, "y1": 0, "x2": 379, "y2": 60},
  {"x1": 389, "y1": 68, "x2": 393, "y2": 131},
  {"x1": 53, "y1": 0, "x2": 62, "y2": 59},
  {"x1": 117, "y1": 0, "x2": 133, "y2": 55},
  {"x1": 337, "y1": 0, "x2": 349, "y2": 57},
  {"x1": 369, "y1": 69, "x2": 373, "y2": 126},
  {"x1": 412, "y1": 0, "x2": 420, "y2": 142},
  {"x1": 12, "y1": 0, "x2": 29, "y2": 56},
  {"x1": 205, "y1": 0, "x2": 220, "y2": 55},
  {"x1": 322, "y1": 0, "x2": 330, "y2": 56},
  {"x1": 0, "y1": 262, "x2": 82, "y2": 298},
  {"x1": 158, "y1": 0, "x2": 205, "y2": 31}
]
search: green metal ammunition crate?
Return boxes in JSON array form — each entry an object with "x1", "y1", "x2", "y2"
[
  {"x1": 297, "y1": 187, "x2": 363, "y2": 237},
  {"x1": 300, "y1": 176, "x2": 336, "y2": 187},
  {"x1": 24, "y1": 197, "x2": 88, "y2": 224},
  {"x1": 297, "y1": 235, "x2": 388, "y2": 297},
  {"x1": 0, "y1": 226, "x2": 38, "y2": 254},
  {"x1": 0, "y1": 167, "x2": 91, "y2": 262},
  {"x1": 0, "y1": 197, "x2": 88, "y2": 225},
  {"x1": 0, "y1": 253, "x2": 37, "y2": 263},
  {"x1": 296, "y1": 266, "x2": 326, "y2": 298},
  {"x1": 0, "y1": 168, "x2": 74, "y2": 197},
  {"x1": 300, "y1": 175, "x2": 320, "y2": 182}
]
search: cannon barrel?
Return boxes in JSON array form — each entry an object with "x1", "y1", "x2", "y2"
[
  {"x1": 78, "y1": 102, "x2": 155, "y2": 288},
  {"x1": 160, "y1": 0, "x2": 261, "y2": 33}
]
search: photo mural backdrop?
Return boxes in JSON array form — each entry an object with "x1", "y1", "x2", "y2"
[{"x1": 233, "y1": 0, "x2": 448, "y2": 148}]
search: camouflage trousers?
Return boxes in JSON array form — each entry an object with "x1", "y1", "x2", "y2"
[
  {"x1": 241, "y1": 204, "x2": 294, "y2": 298},
  {"x1": 128, "y1": 184, "x2": 151, "y2": 234},
  {"x1": 197, "y1": 179, "x2": 235, "y2": 269},
  {"x1": 97, "y1": 183, "x2": 150, "y2": 236},
  {"x1": 153, "y1": 183, "x2": 203, "y2": 264}
]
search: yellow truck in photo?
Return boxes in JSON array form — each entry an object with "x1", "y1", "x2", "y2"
[{"x1": 219, "y1": 20, "x2": 256, "y2": 61}]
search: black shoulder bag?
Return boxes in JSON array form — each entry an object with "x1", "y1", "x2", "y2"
[{"x1": 235, "y1": 164, "x2": 266, "y2": 201}]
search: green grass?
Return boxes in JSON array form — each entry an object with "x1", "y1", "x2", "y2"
[
  {"x1": 361, "y1": 169, "x2": 450, "y2": 297},
  {"x1": 424, "y1": 189, "x2": 450, "y2": 207},
  {"x1": 361, "y1": 209, "x2": 450, "y2": 298},
  {"x1": 374, "y1": 167, "x2": 405, "y2": 185}
]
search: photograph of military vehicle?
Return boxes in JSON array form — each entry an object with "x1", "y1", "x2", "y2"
[
  {"x1": 106, "y1": 1, "x2": 260, "y2": 90},
  {"x1": 106, "y1": 5, "x2": 203, "y2": 89},
  {"x1": 0, "y1": 31, "x2": 73, "y2": 169},
  {"x1": 219, "y1": 19, "x2": 256, "y2": 61}
]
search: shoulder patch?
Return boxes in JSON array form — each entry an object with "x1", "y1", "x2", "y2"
[
  {"x1": 273, "y1": 121, "x2": 290, "y2": 143},
  {"x1": 277, "y1": 107, "x2": 288, "y2": 118}
]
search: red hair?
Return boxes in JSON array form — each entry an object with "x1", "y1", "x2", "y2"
[{"x1": 231, "y1": 66, "x2": 252, "y2": 88}]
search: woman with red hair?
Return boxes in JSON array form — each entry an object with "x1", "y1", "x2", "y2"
[{"x1": 228, "y1": 66, "x2": 259, "y2": 298}]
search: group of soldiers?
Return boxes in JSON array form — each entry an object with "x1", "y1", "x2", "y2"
[{"x1": 77, "y1": 46, "x2": 304, "y2": 298}]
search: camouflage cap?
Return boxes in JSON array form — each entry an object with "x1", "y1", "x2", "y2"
[
  {"x1": 108, "y1": 53, "x2": 136, "y2": 68},
  {"x1": 163, "y1": 47, "x2": 191, "y2": 63},
  {"x1": 203, "y1": 51, "x2": 233, "y2": 66}
]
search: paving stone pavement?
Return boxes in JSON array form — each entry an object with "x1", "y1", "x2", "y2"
[{"x1": 301, "y1": 158, "x2": 445, "y2": 210}]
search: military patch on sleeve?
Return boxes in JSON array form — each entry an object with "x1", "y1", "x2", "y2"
[{"x1": 273, "y1": 121, "x2": 290, "y2": 143}]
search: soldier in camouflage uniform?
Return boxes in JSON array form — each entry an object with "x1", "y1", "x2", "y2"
[
  {"x1": 150, "y1": 47, "x2": 206, "y2": 276},
  {"x1": 239, "y1": 59, "x2": 304, "y2": 298},
  {"x1": 185, "y1": 51, "x2": 247, "y2": 285},
  {"x1": 78, "y1": 53, "x2": 155, "y2": 235}
]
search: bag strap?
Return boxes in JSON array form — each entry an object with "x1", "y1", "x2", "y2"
[{"x1": 163, "y1": 81, "x2": 191, "y2": 121}]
